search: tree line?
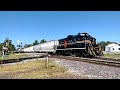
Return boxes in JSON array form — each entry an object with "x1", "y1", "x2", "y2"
[
  {"x1": 0, "y1": 38, "x2": 47, "y2": 51},
  {"x1": 24, "y1": 39, "x2": 46, "y2": 48},
  {"x1": 0, "y1": 38, "x2": 119, "y2": 51}
]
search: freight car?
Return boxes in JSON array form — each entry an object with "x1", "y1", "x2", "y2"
[
  {"x1": 23, "y1": 46, "x2": 34, "y2": 52},
  {"x1": 22, "y1": 32, "x2": 103, "y2": 57},
  {"x1": 33, "y1": 40, "x2": 59, "y2": 53}
]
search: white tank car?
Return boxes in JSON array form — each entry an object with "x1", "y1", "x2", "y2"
[
  {"x1": 33, "y1": 40, "x2": 59, "y2": 53},
  {"x1": 21, "y1": 48, "x2": 24, "y2": 52},
  {"x1": 24, "y1": 46, "x2": 34, "y2": 52},
  {"x1": 33, "y1": 44, "x2": 41, "y2": 52}
]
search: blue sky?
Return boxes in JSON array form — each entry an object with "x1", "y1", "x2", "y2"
[{"x1": 0, "y1": 11, "x2": 120, "y2": 48}]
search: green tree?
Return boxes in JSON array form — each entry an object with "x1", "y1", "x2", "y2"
[
  {"x1": 9, "y1": 44, "x2": 16, "y2": 51},
  {"x1": 33, "y1": 40, "x2": 39, "y2": 45},
  {"x1": 4, "y1": 38, "x2": 11, "y2": 47},
  {"x1": 24, "y1": 44, "x2": 28, "y2": 48},
  {"x1": 40, "y1": 39, "x2": 46, "y2": 44},
  {"x1": 24, "y1": 44, "x2": 33, "y2": 48},
  {"x1": 106, "y1": 41, "x2": 113, "y2": 45},
  {"x1": 0, "y1": 38, "x2": 16, "y2": 51},
  {"x1": 0, "y1": 43, "x2": 5, "y2": 51},
  {"x1": 97, "y1": 41, "x2": 106, "y2": 51},
  {"x1": 97, "y1": 41, "x2": 118, "y2": 51}
]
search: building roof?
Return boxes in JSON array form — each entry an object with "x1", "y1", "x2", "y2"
[
  {"x1": 112, "y1": 45, "x2": 120, "y2": 48},
  {"x1": 107, "y1": 43, "x2": 119, "y2": 47}
]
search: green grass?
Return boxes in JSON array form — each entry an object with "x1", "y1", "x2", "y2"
[
  {"x1": 0, "y1": 59, "x2": 69, "y2": 79},
  {"x1": 103, "y1": 54, "x2": 120, "y2": 59},
  {"x1": 0, "y1": 53, "x2": 29, "y2": 60}
]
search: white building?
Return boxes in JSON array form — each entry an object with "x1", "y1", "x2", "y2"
[{"x1": 105, "y1": 43, "x2": 120, "y2": 54}]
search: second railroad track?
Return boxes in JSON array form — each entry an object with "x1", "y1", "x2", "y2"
[{"x1": 50, "y1": 55, "x2": 120, "y2": 68}]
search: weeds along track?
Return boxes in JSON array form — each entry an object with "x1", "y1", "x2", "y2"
[
  {"x1": 0, "y1": 55, "x2": 47, "y2": 64},
  {"x1": 50, "y1": 55, "x2": 120, "y2": 68}
]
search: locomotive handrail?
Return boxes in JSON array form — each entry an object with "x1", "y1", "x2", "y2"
[{"x1": 88, "y1": 43, "x2": 97, "y2": 57}]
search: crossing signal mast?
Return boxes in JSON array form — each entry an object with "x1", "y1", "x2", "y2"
[{"x1": 17, "y1": 40, "x2": 22, "y2": 53}]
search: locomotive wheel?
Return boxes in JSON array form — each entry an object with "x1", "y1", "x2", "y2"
[
  {"x1": 82, "y1": 53, "x2": 87, "y2": 58},
  {"x1": 74, "y1": 53, "x2": 81, "y2": 57},
  {"x1": 74, "y1": 53, "x2": 78, "y2": 57},
  {"x1": 69, "y1": 52, "x2": 73, "y2": 56},
  {"x1": 100, "y1": 52, "x2": 104, "y2": 56},
  {"x1": 56, "y1": 51, "x2": 61, "y2": 55}
]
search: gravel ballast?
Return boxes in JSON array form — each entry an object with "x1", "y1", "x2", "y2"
[{"x1": 51, "y1": 58, "x2": 120, "y2": 79}]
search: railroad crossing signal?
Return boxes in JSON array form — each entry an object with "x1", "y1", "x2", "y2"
[{"x1": 17, "y1": 40, "x2": 23, "y2": 53}]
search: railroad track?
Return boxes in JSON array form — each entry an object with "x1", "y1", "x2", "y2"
[
  {"x1": 50, "y1": 55, "x2": 120, "y2": 67},
  {"x1": 1, "y1": 53, "x2": 120, "y2": 67},
  {"x1": 0, "y1": 55, "x2": 48, "y2": 64}
]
